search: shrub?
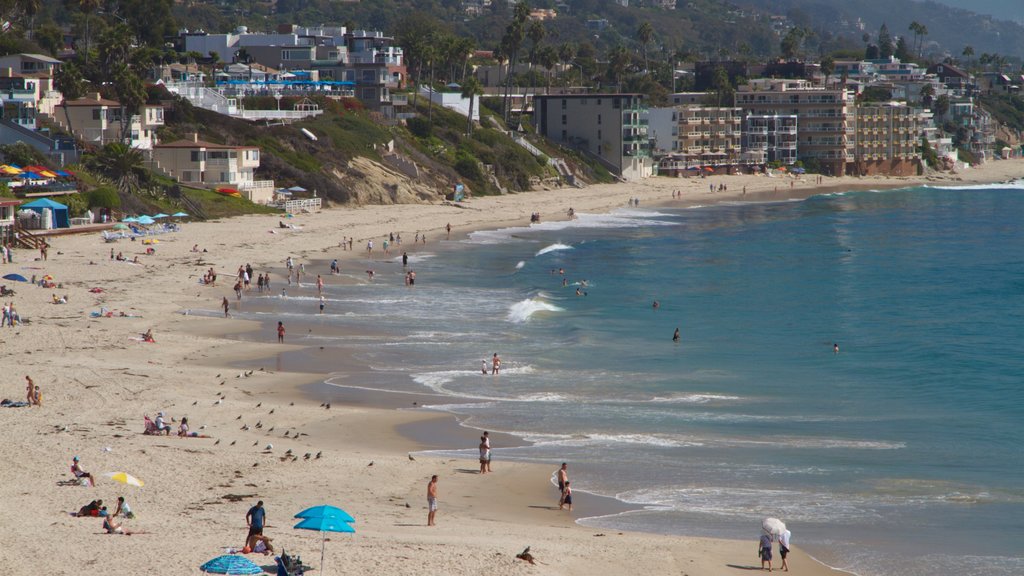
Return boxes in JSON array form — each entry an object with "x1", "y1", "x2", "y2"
[
  {"x1": 407, "y1": 116, "x2": 432, "y2": 139},
  {"x1": 88, "y1": 186, "x2": 121, "y2": 208}
]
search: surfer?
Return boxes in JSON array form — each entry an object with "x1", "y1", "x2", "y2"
[{"x1": 673, "y1": 328, "x2": 680, "y2": 342}]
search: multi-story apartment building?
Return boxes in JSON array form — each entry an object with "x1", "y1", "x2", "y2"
[
  {"x1": 533, "y1": 94, "x2": 652, "y2": 181},
  {"x1": 648, "y1": 106, "x2": 742, "y2": 166},
  {"x1": 741, "y1": 114, "x2": 798, "y2": 165},
  {"x1": 49, "y1": 94, "x2": 163, "y2": 149},
  {"x1": 736, "y1": 79, "x2": 854, "y2": 175},
  {"x1": 149, "y1": 134, "x2": 274, "y2": 204},
  {"x1": 852, "y1": 104, "x2": 926, "y2": 176}
]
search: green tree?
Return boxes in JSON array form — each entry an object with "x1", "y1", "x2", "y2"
[
  {"x1": 709, "y1": 66, "x2": 734, "y2": 107},
  {"x1": 88, "y1": 143, "x2": 146, "y2": 194},
  {"x1": 877, "y1": 24, "x2": 894, "y2": 59},
  {"x1": 820, "y1": 55, "x2": 835, "y2": 86},
  {"x1": 538, "y1": 45, "x2": 558, "y2": 94},
  {"x1": 112, "y1": 65, "x2": 146, "y2": 143},
  {"x1": 637, "y1": 22, "x2": 654, "y2": 72},
  {"x1": 894, "y1": 36, "x2": 912, "y2": 61},
  {"x1": 933, "y1": 94, "x2": 950, "y2": 117},
  {"x1": 605, "y1": 45, "x2": 630, "y2": 86},
  {"x1": 780, "y1": 27, "x2": 805, "y2": 60},
  {"x1": 460, "y1": 75, "x2": 484, "y2": 136},
  {"x1": 55, "y1": 61, "x2": 86, "y2": 139},
  {"x1": 962, "y1": 45, "x2": 974, "y2": 69},
  {"x1": 34, "y1": 21, "x2": 62, "y2": 56},
  {"x1": 527, "y1": 20, "x2": 545, "y2": 68},
  {"x1": 76, "y1": 0, "x2": 101, "y2": 65}
]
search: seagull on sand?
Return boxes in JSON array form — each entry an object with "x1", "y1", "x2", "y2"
[
  {"x1": 230, "y1": 441, "x2": 236, "y2": 446},
  {"x1": 315, "y1": 451, "x2": 322, "y2": 459},
  {"x1": 408, "y1": 454, "x2": 415, "y2": 461}
]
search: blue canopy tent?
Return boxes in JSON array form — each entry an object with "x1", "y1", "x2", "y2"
[{"x1": 21, "y1": 197, "x2": 69, "y2": 228}]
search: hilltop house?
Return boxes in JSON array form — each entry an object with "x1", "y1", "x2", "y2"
[
  {"x1": 48, "y1": 93, "x2": 163, "y2": 149},
  {"x1": 149, "y1": 134, "x2": 274, "y2": 204}
]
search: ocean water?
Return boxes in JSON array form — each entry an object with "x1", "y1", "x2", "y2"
[{"x1": 237, "y1": 183, "x2": 1024, "y2": 576}]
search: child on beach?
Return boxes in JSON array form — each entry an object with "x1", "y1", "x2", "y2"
[{"x1": 560, "y1": 481, "x2": 573, "y2": 511}]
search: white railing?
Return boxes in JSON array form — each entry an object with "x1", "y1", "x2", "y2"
[
  {"x1": 236, "y1": 109, "x2": 323, "y2": 121},
  {"x1": 273, "y1": 197, "x2": 322, "y2": 213},
  {"x1": 238, "y1": 180, "x2": 275, "y2": 190}
]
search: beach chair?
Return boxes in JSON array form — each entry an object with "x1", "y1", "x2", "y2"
[
  {"x1": 143, "y1": 416, "x2": 158, "y2": 435},
  {"x1": 276, "y1": 552, "x2": 305, "y2": 576}
]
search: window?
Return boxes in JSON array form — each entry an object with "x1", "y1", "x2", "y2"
[
  {"x1": 597, "y1": 114, "x2": 602, "y2": 125},
  {"x1": 597, "y1": 99, "x2": 602, "y2": 106},
  {"x1": 190, "y1": 151, "x2": 205, "y2": 162},
  {"x1": 597, "y1": 130, "x2": 601, "y2": 140},
  {"x1": 561, "y1": 99, "x2": 567, "y2": 109},
  {"x1": 561, "y1": 129, "x2": 567, "y2": 140},
  {"x1": 92, "y1": 109, "x2": 101, "y2": 121},
  {"x1": 562, "y1": 114, "x2": 567, "y2": 125}
]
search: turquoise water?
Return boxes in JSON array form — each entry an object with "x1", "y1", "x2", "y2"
[{"x1": 242, "y1": 184, "x2": 1024, "y2": 575}]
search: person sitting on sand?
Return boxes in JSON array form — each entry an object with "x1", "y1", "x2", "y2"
[
  {"x1": 71, "y1": 456, "x2": 95, "y2": 487},
  {"x1": 178, "y1": 417, "x2": 191, "y2": 437},
  {"x1": 246, "y1": 534, "x2": 276, "y2": 555},
  {"x1": 77, "y1": 499, "x2": 102, "y2": 517},
  {"x1": 154, "y1": 412, "x2": 172, "y2": 435},
  {"x1": 113, "y1": 496, "x2": 134, "y2": 519},
  {"x1": 142, "y1": 329, "x2": 155, "y2": 343},
  {"x1": 103, "y1": 516, "x2": 134, "y2": 535}
]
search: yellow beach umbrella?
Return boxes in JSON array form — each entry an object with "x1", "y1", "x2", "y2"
[
  {"x1": 105, "y1": 472, "x2": 144, "y2": 487},
  {"x1": 0, "y1": 165, "x2": 21, "y2": 174}
]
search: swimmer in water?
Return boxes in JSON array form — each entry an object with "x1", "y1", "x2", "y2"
[
  {"x1": 653, "y1": 301, "x2": 660, "y2": 309},
  {"x1": 834, "y1": 343, "x2": 839, "y2": 354},
  {"x1": 673, "y1": 328, "x2": 680, "y2": 342}
]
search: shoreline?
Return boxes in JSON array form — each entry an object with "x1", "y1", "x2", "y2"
[{"x1": 4, "y1": 163, "x2": 1022, "y2": 575}]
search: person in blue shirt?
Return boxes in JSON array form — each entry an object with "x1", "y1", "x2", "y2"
[{"x1": 246, "y1": 501, "x2": 266, "y2": 543}]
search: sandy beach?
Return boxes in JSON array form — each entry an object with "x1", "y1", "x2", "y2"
[{"x1": 2, "y1": 161, "x2": 1021, "y2": 576}]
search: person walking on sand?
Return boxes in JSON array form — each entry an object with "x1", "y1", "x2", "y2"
[
  {"x1": 446, "y1": 223, "x2": 452, "y2": 239},
  {"x1": 778, "y1": 528, "x2": 791, "y2": 571},
  {"x1": 276, "y1": 322, "x2": 285, "y2": 343},
  {"x1": 478, "y1": 436, "x2": 489, "y2": 474},
  {"x1": 482, "y1": 431, "x2": 492, "y2": 472},
  {"x1": 246, "y1": 500, "x2": 266, "y2": 543},
  {"x1": 316, "y1": 274, "x2": 324, "y2": 295},
  {"x1": 759, "y1": 532, "x2": 773, "y2": 571},
  {"x1": 222, "y1": 297, "x2": 230, "y2": 318},
  {"x1": 319, "y1": 296, "x2": 326, "y2": 314},
  {"x1": 556, "y1": 463, "x2": 569, "y2": 504},
  {"x1": 427, "y1": 475, "x2": 438, "y2": 526},
  {"x1": 560, "y1": 481, "x2": 573, "y2": 511},
  {"x1": 25, "y1": 375, "x2": 34, "y2": 404}
]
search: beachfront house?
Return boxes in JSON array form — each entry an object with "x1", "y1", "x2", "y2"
[
  {"x1": 149, "y1": 134, "x2": 274, "y2": 204},
  {"x1": 852, "y1": 103, "x2": 927, "y2": 176},
  {"x1": 736, "y1": 79, "x2": 855, "y2": 176},
  {"x1": 647, "y1": 105, "x2": 743, "y2": 168},
  {"x1": 533, "y1": 94, "x2": 653, "y2": 181},
  {"x1": 741, "y1": 114, "x2": 799, "y2": 166},
  {"x1": 47, "y1": 93, "x2": 164, "y2": 149}
]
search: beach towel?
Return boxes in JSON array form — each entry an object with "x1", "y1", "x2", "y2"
[{"x1": 1, "y1": 399, "x2": 30, "y2": 407}]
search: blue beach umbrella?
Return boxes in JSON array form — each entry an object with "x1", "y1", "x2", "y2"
[
  {"x1": 136, "y1": 216, "x2": 156, "y2": 225},
  {"x1": 152, "y1": 213, "x2": 169, "y2": 219},
  {"x1": 199, "y1": 554, "x2": 263, "y2": 574},
  {"x1": 294, "y1": 512, "x2": 355, "y2": 575},
  {"x1": 2, "y1": 273, "x2": 28, "y2": 282},
  {"x1": 294, "y1": 505, "x2": 355, "y2": 523},
  {"x1": 122, "y1": 217, "x2": 138, "y2": 223},
  {"x1": 172, "y1": 211, "x2": 189, "y2": 217}
]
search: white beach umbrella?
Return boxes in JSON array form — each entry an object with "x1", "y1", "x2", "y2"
[{"x1": 762, "y1": 517, "x2": 786, "y2": 536}]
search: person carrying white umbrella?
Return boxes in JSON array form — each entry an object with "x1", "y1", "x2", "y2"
[{"x1": 778, "y1": 526, "x2": 792, "y2": 571}]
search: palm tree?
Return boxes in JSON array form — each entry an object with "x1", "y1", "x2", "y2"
[
  {"x1": 527, "y1": 20, "x2": 545, "y2": 69},
  {"x1": 962, "y1": 45, "x2": 974, "y2": 70},
  {"x1": 460, "y1": 76, "x2": 484, "y2": 136},
  {"x1": 90, "y1": 143, "x2": 146, "y2": 194},
  {"x1": 637, "y1": 22, "x2": 654, "y2": 72},
  {"x1": 538, "y1": 45, "x2": 558, "y2": 94},
  {"x1": 78, "y1": 0, "x2": 101, "y2": 65},
  {"x1": 19, "y1": 0, "x2": 41, "y2": 38},
  {"x1": 55, "y1": 61, "x2": 85, "y2": 139}
]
